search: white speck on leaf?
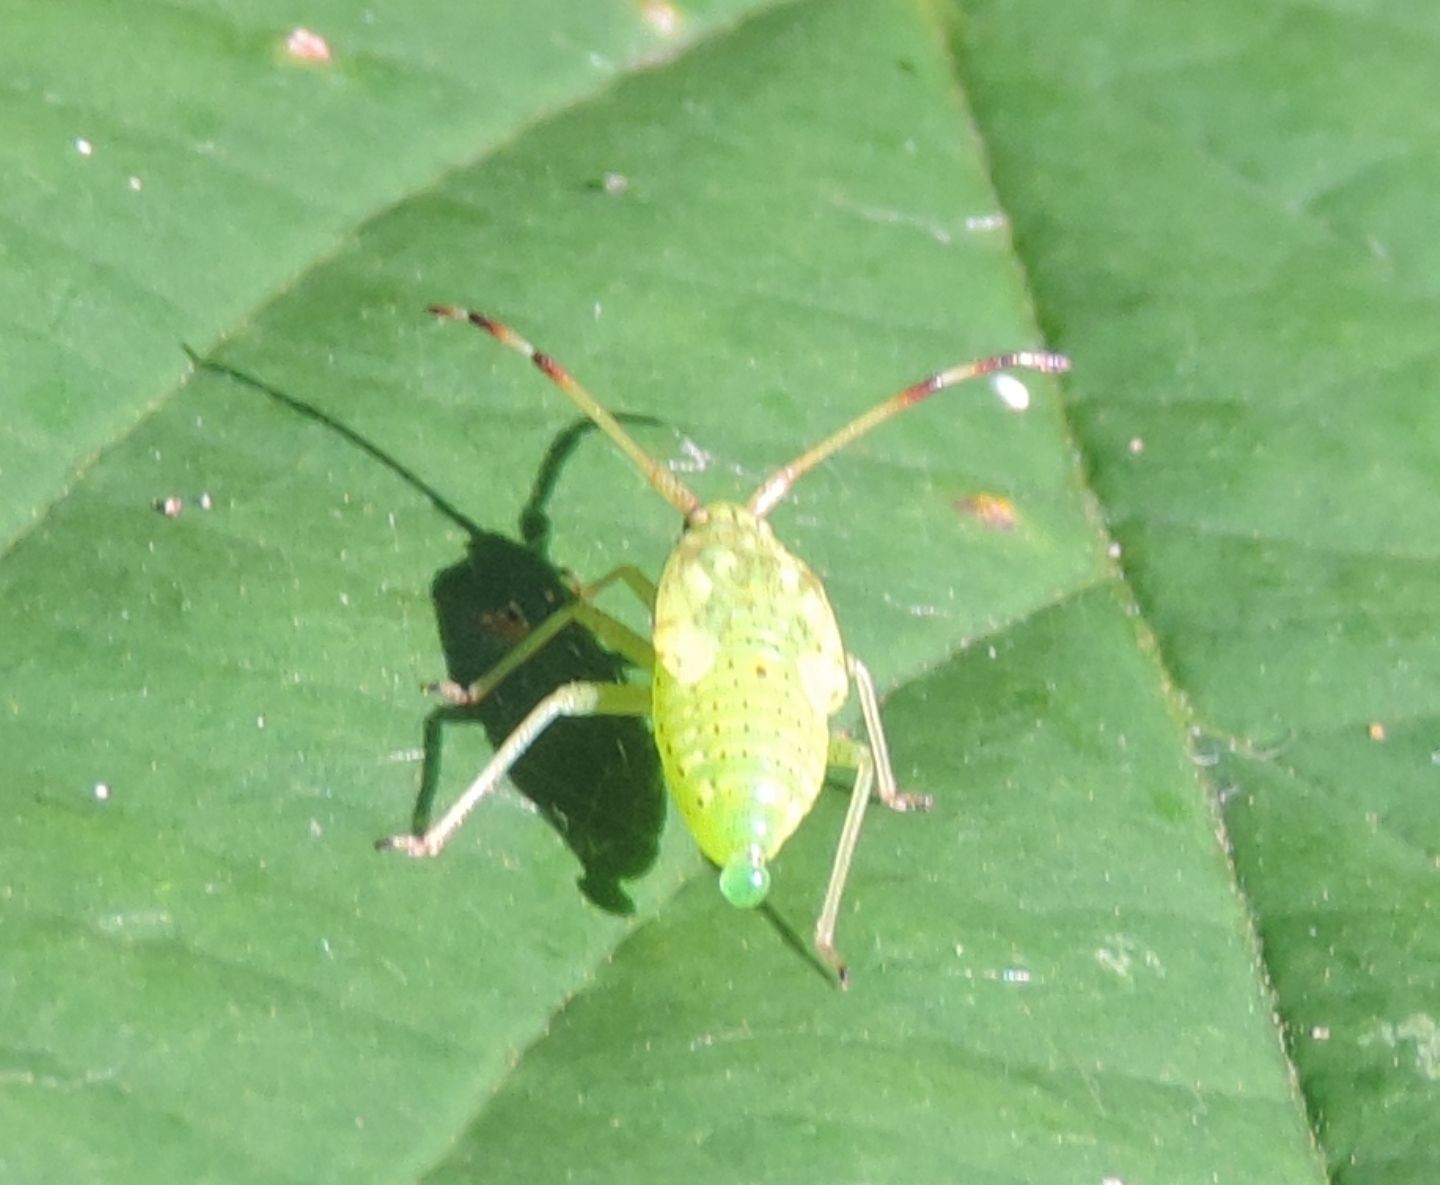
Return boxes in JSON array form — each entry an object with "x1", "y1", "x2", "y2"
[
  {"x1": 640, "y1": 0, "x2": 682, "y2": 36},
  {"x1": 965, "y1": 212, "x2": 1007, "y2": 232},
  {"x1": 1361, "y1": 1014, "x2": 1440, "y2": 1080},
  {"x1": 992, "y1": 373, "x2": 1030, "y2": 411},
  {"x1": 285, "y1": 27, "x2": 332, "y2": 63}
]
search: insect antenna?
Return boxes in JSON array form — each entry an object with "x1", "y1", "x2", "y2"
[
  {"x1": 747, "y1": 349, "x2": 1071, "y2": 518},
  {"x1": 431, "y1": 305, "x2": 703, "y2": 520}
]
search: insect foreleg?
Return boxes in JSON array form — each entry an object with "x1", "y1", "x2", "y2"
[
  {"x1": 573, "y1": 563, "x2": 658, "y2": 608},
  {"x1": 814, "y1": 657, "x2": 933, "y2": 987},
  {"x1": 432, "y1": 566, "x2": 657, "y2": 706},
  {"x1": 379, "y1": 681, "x2": 652, "y2": 858}
]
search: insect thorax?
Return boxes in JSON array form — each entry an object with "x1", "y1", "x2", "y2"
[{"x1": 650, "y1": 502, "x2": 848, "y2": 871}]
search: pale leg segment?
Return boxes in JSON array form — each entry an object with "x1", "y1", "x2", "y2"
[
  {"x1": 850, "y1": 655, "x2": 933, "y2": 815},
  {"x1": 379, "y1": 681, "x2": 652, "y2": 857},
  {"x1": 813, "y1": 655, "x2": 932, "y2": 987},
  {"x1": 574, "y1": 563, "x2": 658, "y2": 607}
]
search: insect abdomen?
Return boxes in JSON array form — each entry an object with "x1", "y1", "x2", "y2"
[
  {"x1": 648, "y1": 502, "x2": 849, "y2": 899},
  {"x1": 653, "y1": 638, "x2": 830, "y2": 868}
]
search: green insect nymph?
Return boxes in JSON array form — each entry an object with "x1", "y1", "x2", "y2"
[
  {"x1": 380, "y1": 305, "x2": 1070, "y2": 987},
  {"x1": 653, "y1": 501, "x2": 846, "y2": 910}
]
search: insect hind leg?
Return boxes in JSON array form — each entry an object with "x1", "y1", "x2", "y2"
[
  {"x1": 813, "y1": 656, "x2": 932, "y2": 987},
  {"x1": 849, "y1": 655, "x2": 932, "y2": 814}
]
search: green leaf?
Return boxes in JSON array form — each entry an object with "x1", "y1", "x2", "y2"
[
  {"x1": 959, "y1": 2, "x2": 1440, "y2": 1182},
  {"x1": 3, "y1": 1, "x2": 1432, "y2": 1183}
]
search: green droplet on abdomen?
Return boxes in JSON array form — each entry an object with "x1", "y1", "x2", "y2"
[{"x1": 718, "y1": 844, "x2": 770, "y2": 908}]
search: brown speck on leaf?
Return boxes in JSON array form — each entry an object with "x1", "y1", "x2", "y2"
[
  {"x1": 480, "y1": 602, "x2": 531, "y2": 646},
  {"x1": 956, "y1": 492, "x2": 1018, "y2": 532}
]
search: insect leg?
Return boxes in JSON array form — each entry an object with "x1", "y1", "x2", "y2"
[
  {"x1": 573, "y1": 563, "x2": 658, "y2": 609},
  {"x1": 379, "y1": 681, "x2": 652, "y2": 857},
  {"x1": 433, "y1": 566, "x2": 656, "y2": 706},
  {"x1": 814, "y1": 732, "x2": 874, "y2": 988},
  {"x1": 849, "y1": 655, "x2": 933, "y2": 814},
  {"x1": 814, "y1": 656, "x2": 933, "y2": 987}
]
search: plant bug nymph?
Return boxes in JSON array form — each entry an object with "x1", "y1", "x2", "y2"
[{"x1": 380, "y1": 305, "x2": 1070, "y2": 986}]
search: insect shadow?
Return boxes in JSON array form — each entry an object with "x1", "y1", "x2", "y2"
[{"x1": 192, "y1": 352, "x2": 665, "y2": 914}]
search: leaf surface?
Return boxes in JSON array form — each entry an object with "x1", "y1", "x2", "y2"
[{"x1": 4, "y1": 1, "x2": 1431, "y2": 1183}]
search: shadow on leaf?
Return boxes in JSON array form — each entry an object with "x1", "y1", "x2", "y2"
[{"x1": 191, "y1": 350, "x2": 665, "y2": 913}]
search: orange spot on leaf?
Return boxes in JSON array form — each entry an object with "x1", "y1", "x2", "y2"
[{"x1": 956, "y1": 492, "x2": 1019, "y2": 532}]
